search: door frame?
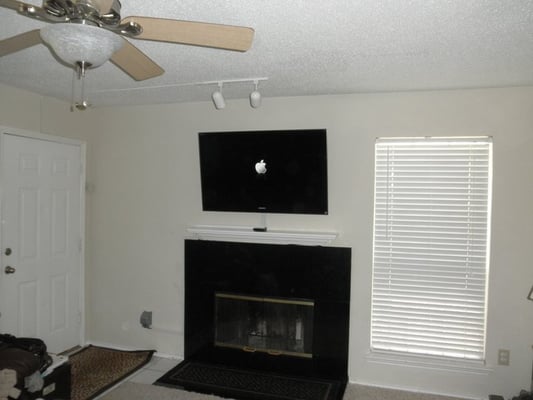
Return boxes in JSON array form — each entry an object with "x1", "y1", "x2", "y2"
[{"x1": 0, "y1": 125, "x2": 86, "y2": 347}]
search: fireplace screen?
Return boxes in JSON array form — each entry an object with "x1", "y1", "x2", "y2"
[{"x1": 214, "y1": 292, "x2": 314, "y2": 358}]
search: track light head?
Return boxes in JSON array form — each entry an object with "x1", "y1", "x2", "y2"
[
  {"x1": 249, "y1": 80, "x2": 261, "y2": 108},
  {"x1": 211, "y1": 82, "x2": 226, "y2": 110},
  {"x1": 212, "y1": 91, "x2": 225, "y2": 109}
]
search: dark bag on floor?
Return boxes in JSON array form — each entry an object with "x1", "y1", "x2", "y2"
[{"x1": 0, "y1": 334, "x2": 52, "y2": 372}]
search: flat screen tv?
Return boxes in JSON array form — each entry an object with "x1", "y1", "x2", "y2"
[{"x1": 198, "y1": 129, "x2": 328, "y2": 214}]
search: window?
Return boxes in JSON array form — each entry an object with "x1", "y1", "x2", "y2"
[{"x1": 371, "y1": 137, "x2": 492, "y2": 361}]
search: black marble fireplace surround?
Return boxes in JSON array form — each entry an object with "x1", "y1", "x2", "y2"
[{"x1": 158, "y1": 239, "x2": 351, "y2": 400}]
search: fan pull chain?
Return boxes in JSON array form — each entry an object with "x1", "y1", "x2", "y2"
[
  {"x1": 80, "y1": 69, "x2": 87, "y2": 108},
  {"x1": 70, "y1": 61, "x2": 91, "y2": 111},
  {"x1": 70, "y1": 68, "x2": 76, "y2": 112}
]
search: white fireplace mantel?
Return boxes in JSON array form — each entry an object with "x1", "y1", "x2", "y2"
[{"x1": 186, "y1": 225, "x2": 338, "y2": 246}]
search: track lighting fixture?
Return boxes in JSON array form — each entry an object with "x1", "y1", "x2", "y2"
[
  {"x1": 95, "y1": 77, "x2": 268, "y2": 110},
  {"x1": 198, "y1": 77, "x2": 268, "y2": 109},
  {"x1": 249, "y1": 80, "x2": 261, "y2": 108},
  {"x1": 211, "y1": 82, "x2": 226, "y2": 110}
]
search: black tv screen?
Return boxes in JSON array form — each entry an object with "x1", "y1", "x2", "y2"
[{"x1": 198, "y1": 129, "x2": 328, "y2": 214}]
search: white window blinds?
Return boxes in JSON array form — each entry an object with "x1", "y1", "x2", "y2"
[{"x1": 371, "y1": 137, "x2": 492, "y2": 361}]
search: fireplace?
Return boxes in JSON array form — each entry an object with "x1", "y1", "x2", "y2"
[{"x1": 157, "y1": 239, "x2": 351, "y2": 400}]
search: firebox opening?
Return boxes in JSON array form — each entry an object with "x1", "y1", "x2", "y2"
[{"x1": 214, "y1": 292, "x2": 314, "y2": 359}]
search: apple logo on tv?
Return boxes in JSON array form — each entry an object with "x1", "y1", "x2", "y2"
[{"x1": 255, "y1": 159, "x2": 267, "y2": 174}]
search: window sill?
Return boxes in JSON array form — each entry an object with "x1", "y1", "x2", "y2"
[{"x1": 366, "y1": 350, "x2": 493, "y2": 375}]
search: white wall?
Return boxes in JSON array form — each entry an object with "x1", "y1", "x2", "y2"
[
  {"x1": 0, "y1": 83, "x2": 93, "y2": 140},
  {"x1": 2, "y1": 83, "x2": 532, "y2": 399}
]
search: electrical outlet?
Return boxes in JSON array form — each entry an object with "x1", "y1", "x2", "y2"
[{"x1": 497, "y1": 349, "x2": 510, "y2": 366}]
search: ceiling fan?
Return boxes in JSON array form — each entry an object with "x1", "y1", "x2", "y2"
[{"x1": 0, "y1": 0, "x2": 255, "y2": 82}]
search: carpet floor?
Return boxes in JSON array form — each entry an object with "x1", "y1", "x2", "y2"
[
  {"x1": 99, "y1": 381, "x2": 466, "y2": 400},
  {"x1": 69, "y1": 346, "x2": 155, "y2": 400}
]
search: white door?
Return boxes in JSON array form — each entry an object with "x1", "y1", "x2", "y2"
[{"x1": 0, "y1": 131, "x2": 84, "y2": 353}]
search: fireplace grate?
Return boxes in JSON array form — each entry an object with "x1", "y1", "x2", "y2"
[{"x1": 155, "y1": 361, "x2": 343, "y2": 400}]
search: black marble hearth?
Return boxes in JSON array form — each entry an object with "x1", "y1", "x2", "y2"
[{"x1": 156, "y1": 239, "x2": 351, "y2": 400}]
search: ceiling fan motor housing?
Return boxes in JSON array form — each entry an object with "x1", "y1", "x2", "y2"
[{"x1": 42, "y1": 0, "x2": 122, "y2": 27}]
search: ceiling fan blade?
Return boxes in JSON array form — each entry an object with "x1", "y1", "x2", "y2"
[
  {"x1": 0, "y1": 0, "x2": 25, "y2": 11},
  {"x1": 0, "y1": 0, "x2": 45, "y2": 14},
  {"x1": 91, "y1": 0, "x2": 113, "y2": 14},
  {"x1": 1, "y1": 0, "x2": 57, "y2": 21},
  {"x1": 120, "y1": 16, "x2": 254, "y2": 52},
  {"x1": 110, "y1": 39, "x2": 164, "y2": 81},
  {"x1": 0, "y1": 29, "x2": 42, "y2": 57}
]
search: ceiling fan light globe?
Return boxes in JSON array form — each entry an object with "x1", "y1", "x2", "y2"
[{"x1": 40, "y1": 23, "x2": 123, "y2": 67}]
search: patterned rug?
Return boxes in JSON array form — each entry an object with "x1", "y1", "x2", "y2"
[{"x1": 69, "y1": 345, "x2": 155, "y2": 400}]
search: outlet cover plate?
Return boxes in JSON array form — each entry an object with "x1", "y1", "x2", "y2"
[{"x1": 497, "y1": 349, "x2": 510, "y2": 366}]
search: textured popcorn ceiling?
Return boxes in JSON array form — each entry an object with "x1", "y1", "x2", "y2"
[{"x1": 1, "y1": 0, "x2": 533, "y2": 107}]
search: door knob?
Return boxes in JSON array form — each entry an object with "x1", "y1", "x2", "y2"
[
  {"x1": 4, "y1": 266, "x2": 15, "y2": 274},
  {"x1": 4, "y1": 248, "x2": 11, "y2": 256}
]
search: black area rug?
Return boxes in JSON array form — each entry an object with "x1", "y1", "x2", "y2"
[{"x1": 155, "y1": 360, "x2": 346, "y2": 400}]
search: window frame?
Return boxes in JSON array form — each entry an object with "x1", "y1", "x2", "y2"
[{"x1": 370, "y1": 136, "x2": 493, "y2": 364}]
